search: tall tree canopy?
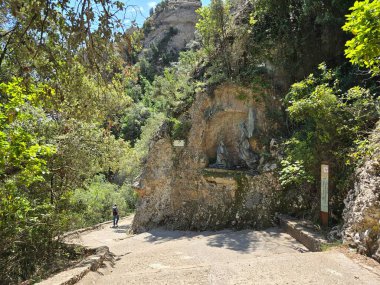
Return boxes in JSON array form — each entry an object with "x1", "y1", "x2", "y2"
[
  {"x1": 0, "y1": 1, "x2": 138, "y2": 283},
  {"x1": 343, "y1": 0, "x2": 380, "y2": 76}
]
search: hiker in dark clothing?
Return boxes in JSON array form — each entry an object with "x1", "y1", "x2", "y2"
[{"x1": 112, "y1": 204, "x2": 119, "y2": 227}]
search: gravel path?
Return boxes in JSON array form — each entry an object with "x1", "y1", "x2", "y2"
[{"x1": 68, "y1": 215, "x2": 380, "y2": 285}]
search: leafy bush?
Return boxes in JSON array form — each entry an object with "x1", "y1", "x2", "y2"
[
  {"x1": 69, "y1": 175, "x2": 137, "y2": 229},
  {"x1": 343, "y1": 0, "x2": 380, "y2": 76},
  {"x1": 143, "y1": 50, "x2": 202, "y2": 116},
  {"x1": 169, "y1": 118, "x2": 192, "y2": 140},
  {"x1": 279, "y1": 159, "x2": 314, "y2": 187},
  {"x1": 196, "y1": 0, "x2": 233, "y2": 78},
  {"x1": 0, "y1": 79, "x2": 57, "y2": 283},
  {"x1": 280, "y1": 63, "x2": 379, "y2": 219},
  {"x1": 118, "y1": 104, "x2": 151, "y2": 146}
]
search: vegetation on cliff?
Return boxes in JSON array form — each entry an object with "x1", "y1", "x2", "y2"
[{"x1": 194, "y1": 0, "x2": 379, "y2": 222}]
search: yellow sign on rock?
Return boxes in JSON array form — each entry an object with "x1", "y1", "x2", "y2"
[{"x1": 321, "y1": 164, "x2": 329, "y2": 213}]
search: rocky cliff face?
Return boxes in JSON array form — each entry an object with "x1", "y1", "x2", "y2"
[
  {"x1": 342, "y1": 123, "x2": 380, "y2": 262},
  {"x1": 142, "y1": 0, "x2": 201, "y2": 54},
  {"x1": 132, "y1": 83, "x2": 284, "y2": 233}
]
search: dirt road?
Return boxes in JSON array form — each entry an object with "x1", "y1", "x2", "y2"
[{"x1": 68, "y1": 215, "x2": 380, "y2": 285}]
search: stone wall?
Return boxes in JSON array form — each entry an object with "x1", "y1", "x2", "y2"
[
  {"x1": 132, "y1": 83, "x2": 284, "y2": 233},
  {"x1": 170, "y1": 167, "x2": 281, "y2": 231}
]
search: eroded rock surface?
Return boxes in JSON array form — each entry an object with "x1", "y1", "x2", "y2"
[
  {"x1": 342, "y1": 122, "x2": 380, "y2": 261},
  {"x1": 132, "y1": 83, "x2": 283, "y2": 232},
  {"x1": 143, "y1": 0, "x2": 201, "y2": 54}
]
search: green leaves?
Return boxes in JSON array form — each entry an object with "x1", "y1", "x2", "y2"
[
  {"x1": 279, "y1": 159, "x2": 314, "y2": 187},
  {"x1": 0, "y1": 1, "x2": 142, "y2": 282},
  {"x1": 343, "y1": 0, "x2": 380, "y2": 76},
  {"x1": 0, "y1": 78, "x2": 59, "y2": 283},
  {"x1": 0, "y1": 78, "x2": 56, "y2": 187},
  {"x1": 281, "y1": 64, "x2": 378, "y2": 190},
  {"x1": 140, "y1": 50, "x2": 202, "y2": 117},
  {"x1": 69, "y1": 175, "x2": 137, "y2": 229},
  {"x1": 195, "y1": 0, "x2": 233, "y2": 77}
]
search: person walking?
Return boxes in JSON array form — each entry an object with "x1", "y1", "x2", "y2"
[{"x1": 112, "y1": 204, "x2": 119, "y2": 228}]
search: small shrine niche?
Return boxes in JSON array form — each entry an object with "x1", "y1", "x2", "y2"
[{"x1": 206, "y1": 107, "x2": 260, "y2": 171}]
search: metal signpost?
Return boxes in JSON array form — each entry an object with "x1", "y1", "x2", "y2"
[{"x1": 320, "y1": 164, "x2": 329, "y2": 227}]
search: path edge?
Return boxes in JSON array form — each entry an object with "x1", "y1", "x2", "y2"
[{"x1": 278, "y1": 214, "x2": 330, "y2": 252}]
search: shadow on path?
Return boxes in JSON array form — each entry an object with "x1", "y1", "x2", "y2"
[
  {"x1": 141, "y1": 227, "x2": 295, "y2": 254},
  {"x1": 111, "y1": 224, "x2": 130, "y2": 234}
]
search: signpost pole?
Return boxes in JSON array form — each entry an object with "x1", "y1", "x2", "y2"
[{"x1": 320, "y1": 163, "x2": 329, "y2": 228}]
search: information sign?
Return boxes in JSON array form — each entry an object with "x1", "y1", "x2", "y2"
[{"x1": 321, "y1": 164, "x2": 329, "y2": 213}]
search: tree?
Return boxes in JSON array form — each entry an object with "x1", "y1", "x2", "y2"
[
  {"x1": 0, "y1": 78, "x2": 55, "y2": 187},
  {"x1": 342, "y1": 0, "x2": 380, "y2": 76},
  {"x1": 249, "y1": 0, "x2": 354, "y2": 85},
  {"x1": 280, "y1": 63, "x2": 378, "y2": 219},
  {"x1": 0, "y1": 2, "x2": 137, "y2": 282},
  {"x1": 196, "y1": 0, "x2": 233, "y2": 77},
  {"x1": 0, "y1": 0, "x2": 129, "y2": 75},
  {"x1": 0, "y1": 78, "x2": 56, "y2": 283}
]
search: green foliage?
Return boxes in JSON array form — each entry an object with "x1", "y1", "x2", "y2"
[
  {"x1": 169, "y1": 118, "x2": 192, "y2": 140},
  {"x1": 145, "y1": 68, "x2": 191, "y2": 114},
  {"x1": 196, "y1": 0, "x2": 233, "y2": 78},
  {"x1": 134, "y1": 112, "x2": 167, "y2": 158},
  {"x1": 118, "y1": 104, "x2": 151, "y2": 146},
  {"x1": 69, "y1": 175, "x2": 137, "y2": 229},
  {"x1": 117, "y1": 30, "x2": 144, "y2": 65},
  {"x1": 53, "y1": 62, "x2": 131, "y2": 123},
  {"x1": 249, "y1": 0, "x2": 354, "y2": 83},
  {"x1": 46, "y1": 121, "x2": 132, "y2": 197},
  {"x1": 236, "y1": 91, "x2": 248, "y2": 101},
  {"x1": 0, "y1": 76, "x2": 134, "y2": 282},
  {"x1": 280, "y1": 63, "x2": 379, "y2": 218},
  {"x1": 196, "y1": 0, "x2": 231, "y2": 55},
  {"x1": 343, "y1": 0, "x2": 380, "y2": 76},
  {"x1": 0, "y1": 78, "x2": 56, "y2": 186},
  {"x1": 142, "y1": 50, "x2": 203, "y2": 116},
  {"x1": 0, "y1": 0, "x2": 127, "y2": 79},
  {"x1": 279, "y1": 159, "x2": 314, "y2": 187},
  {"x1": 0, "y1": 79, "x2": 58, "y2": 283},
  {"x1": 0, "y1": 187, "x2": 58, "y2": 283},
  {"x1": 0, "y1": 1, "x2": 138, "y2": 281},
  {"x1": 193, "y1": 0, "x2": 354, "y2": 84}
]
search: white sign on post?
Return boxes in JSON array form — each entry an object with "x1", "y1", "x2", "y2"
[{"x1": 321, "y1": 164, "x2": 329, "y2": 213}]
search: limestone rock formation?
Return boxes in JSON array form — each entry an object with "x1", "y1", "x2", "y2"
[
  {"x1": 238, "y1": 119, "x2": 260, "y2": 171},
  {"x1": 342, "y1": 122, "x2": 380, "y2": 262},
  {"x1": 132, "y1": 83, "x2": 283, "y2": 233},
  {"x1": 142, "y1": 0, "x2": 201, "y2": 54}
]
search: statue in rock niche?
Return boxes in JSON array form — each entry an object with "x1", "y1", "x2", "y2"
[
  {"x1": 216, "y1": 141, "x2": 229, "y2": 168},
  {"x1": 247, "y1": 108, "x2": 255, "y2": 138},
  {"x1": 238, "y1": 112, "x2": 259, "y2": 170}
]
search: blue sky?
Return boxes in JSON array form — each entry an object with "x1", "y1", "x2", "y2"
[{"x1": 124, "y1": 0, "x2": 211, "y2": 27}]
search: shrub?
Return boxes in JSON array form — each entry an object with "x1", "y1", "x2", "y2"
[
  {"x1": 69, "y1": 175, "x2": 137, "y2": 229},
  {"x1": 169, "y1": 118, "x2": 192, "y2": 140},
  {"x1": 280, "y1": 63, "x2": 379, "y2": 219}
]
